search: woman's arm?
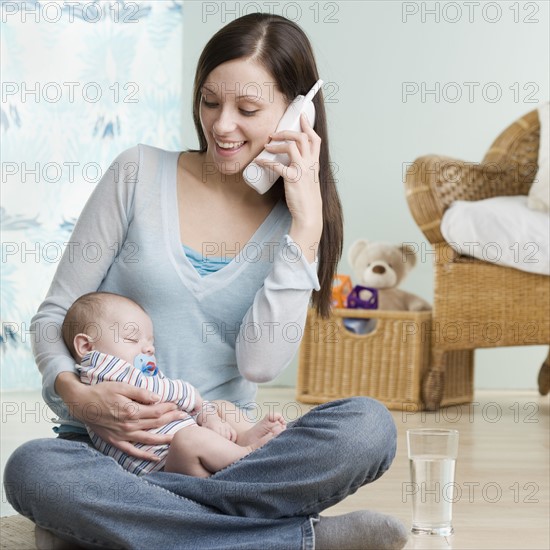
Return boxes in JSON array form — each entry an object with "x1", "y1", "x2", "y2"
[
  {"x1": 31, "y1": 145, "x2": 140, "y2": 419},
  {"x1": 235, "y1": 235, "x2": 321, "y2": 383},
  {"x1": 31, "y1": 146, "x2": 183, "y2": 456},
  {"x1": 237, "y1": 113, "x2": 323, "y2": 383}
]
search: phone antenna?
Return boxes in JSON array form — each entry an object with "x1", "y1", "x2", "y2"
[{"x1": 305, "y1": 79, "x2": 324, "y2": 101}]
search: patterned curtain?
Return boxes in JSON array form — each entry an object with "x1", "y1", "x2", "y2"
[{"x1": 1, "y1": 1, "x2": 184, "y2": 390}]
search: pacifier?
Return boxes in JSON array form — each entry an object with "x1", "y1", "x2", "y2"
[{"x1": 134, "y1": 353, "x2": 158, "y2": 376}]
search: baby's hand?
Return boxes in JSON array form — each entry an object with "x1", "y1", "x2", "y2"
[
  {"x1": 188, "y1": 390, "x2": 204, "y2": 416},
  {"x1": 209, "y1": 420, "x2": 238, "y2": 442}
]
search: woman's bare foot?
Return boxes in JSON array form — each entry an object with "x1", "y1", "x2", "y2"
[{"x1": 237, "y1": 413, "x2": 286, "y2": 447}]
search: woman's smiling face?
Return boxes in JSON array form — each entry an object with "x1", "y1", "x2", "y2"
[{"x1": 199, "y1": 57, "x2": 289, "y2": 177}]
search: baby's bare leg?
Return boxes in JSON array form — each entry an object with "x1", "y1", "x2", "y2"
[
  {"x1": 164, "y1": 424, "x2": 270, "y2": 478},
  {"x1": 210, "y1": 400, "x2": 286, "y2": 446}
]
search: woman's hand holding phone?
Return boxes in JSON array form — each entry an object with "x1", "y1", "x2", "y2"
[{"x1": 256, "y1": 112, "x2": 323, "y2": 262}]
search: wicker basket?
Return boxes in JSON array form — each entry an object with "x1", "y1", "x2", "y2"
[{"x1": 297, "y1": 308, "x2": 474, "y2": 410}]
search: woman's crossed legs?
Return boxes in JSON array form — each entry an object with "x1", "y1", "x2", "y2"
[{"x1": 4, "y1": 397, "x2": 407, "y2": 549}]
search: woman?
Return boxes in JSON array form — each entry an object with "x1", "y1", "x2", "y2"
[{"x1": 4, "y1": 13, "x2": 407, "y2": 550}]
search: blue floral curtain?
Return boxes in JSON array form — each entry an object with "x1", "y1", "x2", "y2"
[{"x1": 1, "y1": 0, "x2": 184, "y2": 390}]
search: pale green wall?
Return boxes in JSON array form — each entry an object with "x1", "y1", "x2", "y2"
[{"x1": 182, "y1": 1, "x2": 549, "y2": 389}]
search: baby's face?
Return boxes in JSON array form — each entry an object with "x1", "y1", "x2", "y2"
[{"x1": 91, "y1": 300, "x2": 155, "y2": 365}]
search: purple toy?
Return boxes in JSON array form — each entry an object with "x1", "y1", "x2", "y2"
[
  {"x1": 344, "y1": 286, "x2": 379, "y2": 335},
  {"x1": 346, "y1": 286, "x2": 379, "y2": 309}
]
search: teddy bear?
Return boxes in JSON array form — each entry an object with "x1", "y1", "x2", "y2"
[{"x1": 348, "y1": 239, "x2": 431, "y2": 311}]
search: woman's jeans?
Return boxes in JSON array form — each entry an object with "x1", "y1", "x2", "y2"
[{"x1": 4, "y1": 397, "x2": 397, "y2": 550}]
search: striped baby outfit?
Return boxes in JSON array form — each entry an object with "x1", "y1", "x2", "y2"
[{"x1": 78, "y1": 350, "x2": 197, "y2": 475}]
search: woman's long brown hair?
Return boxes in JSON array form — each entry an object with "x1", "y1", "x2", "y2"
[{"x1": 186, "y1": 13, "x2": 343, "y2": 318}]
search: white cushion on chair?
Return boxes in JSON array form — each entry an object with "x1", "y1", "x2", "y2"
[{"x1": 441, "y1": 195, "x2": 550, "y2": 275}]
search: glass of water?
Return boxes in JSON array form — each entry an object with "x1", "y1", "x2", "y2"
[{"x1": 406, "y1": 429, "x2": 459, "y2": 536}]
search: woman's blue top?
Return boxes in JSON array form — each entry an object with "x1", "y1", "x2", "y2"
[{"x1": 182, "y1": 244, "x2": 232, "y2": 276}]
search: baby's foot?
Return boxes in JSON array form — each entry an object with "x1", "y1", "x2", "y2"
[{"x1": 238, "y1": 413, "x2": 286, "y2": 447}]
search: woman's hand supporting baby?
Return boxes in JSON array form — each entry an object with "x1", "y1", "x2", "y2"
[{"x1": 55, "y1": 371, "x2": 187, "y2": 461}]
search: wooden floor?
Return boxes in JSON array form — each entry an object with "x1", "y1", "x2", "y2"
[
  {"x1": 277, "y1": 389, "x2": 549, "y2": 550},
  {"x1": 1, "y1": 389, "x2": 549, "y2": 549}
]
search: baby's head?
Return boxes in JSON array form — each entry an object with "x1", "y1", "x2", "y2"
[{"x1": 62, "y1": 292, "x2": 155, "y2": 366}]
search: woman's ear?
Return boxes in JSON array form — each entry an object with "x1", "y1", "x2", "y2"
[{"x1": 73, "y1": 333, "x2": 93, "y2": 361}]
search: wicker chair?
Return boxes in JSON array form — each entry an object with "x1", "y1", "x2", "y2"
[{"x1": 405, "y1": 108, "x2": 550, "y2": 410}]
